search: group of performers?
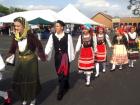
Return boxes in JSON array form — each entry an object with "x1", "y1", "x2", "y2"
[
  {"x1": 0, "y1": 17, "x2": 139, "y2": 105},
  {"x1": 76, "y1": 24, "x2": 139, "y2": 87}
]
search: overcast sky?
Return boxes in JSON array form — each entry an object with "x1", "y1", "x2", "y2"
[{"x1": 0, "y1": 0, "x2": 136, "y2": 17}]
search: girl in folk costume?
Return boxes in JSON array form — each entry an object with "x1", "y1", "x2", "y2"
[
  {"x1": 45, "y1": 20, "x2": 75, "y2": 101},
  {"x1": 75, "y1": 24, "x2": 96, "y2": 86},
  {"x1": 6, "y1": 17, "x2": 46, "y2": 105},
  {"x1": 95, "y1": 26, "x2": 112, "y2": 77},
  {"x1": 125, "y1": 26, "x2": 139, "y2": 68},
  {"x1": 110, "y1": 28, "x2": 128, "y2": 71}
]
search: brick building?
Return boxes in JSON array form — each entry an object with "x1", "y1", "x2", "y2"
[{"x1": 91, "y1": 12, "x2": 140, "y2": 28}]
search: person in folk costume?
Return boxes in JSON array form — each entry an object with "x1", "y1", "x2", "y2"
[
  {"x1": 110, "y1": 28, "x2": 128, "y2": 71},
  {"x1": 6, "y1": 17, "x2": 46, "y2": 105},
  {"x1": 0, "y1": 54, "x2": 11, "y2": 105},
  {"x1": 45, "y1": 20, "x2": 75, "y2": 100},
  {"x1": 95, "y1": 26, "x2": 112, "y2": 77},
  {"x1": 75, "y1": 24, "x2": 97, "y2": 86},
  {"x1": 125, "y1": 26, "x2": 139, "y2": 68}
]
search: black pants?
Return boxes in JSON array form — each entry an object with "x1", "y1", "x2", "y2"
[
  {"x1": 58, "y1": 74, "x2": 69, "y2": 94},
  {"x1": 55, "y1": 53, "x2": 70, "y2": 95}
]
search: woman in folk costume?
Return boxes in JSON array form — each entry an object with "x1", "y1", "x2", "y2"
[
  {"x1": 95, "y1": 26, "x2": 112, "y2": 77},
  {"x1": 125, "y1": 26, "x2": 139, "y2": 68},
  {"x1": 45, "y1": 20, "x2": 75, "y2": 101},
  {"x1": 75, "y1": 24, "x2": 96, "y2": 86},
  {"x1": 110, "y1": 28, "x2": 128, "y2": 71},
  {"x1": 6, "y1": 17, "x2": 46, "y2": 105}
]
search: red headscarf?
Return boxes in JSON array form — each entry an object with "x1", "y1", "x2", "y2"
[
  {"x1": 96, "y1": 26, "x2": 105, "y2": 34},
  {"x1": 116, "y1": 28, "x2": 124, "y2": 35},
  {"x1": 81, "y1": 24, "x2": 94, "y2": 35}
]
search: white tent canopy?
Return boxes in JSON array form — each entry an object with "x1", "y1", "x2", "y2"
[
  {"x1": 57, "y1": 4, "x2": 101, "y2": 25},
  {"x1": 0, "y1": 4, "x2": 102, "y2": 26},
  {"x1": 0, "y1": 9, "x2": 57, "y2": 23}
]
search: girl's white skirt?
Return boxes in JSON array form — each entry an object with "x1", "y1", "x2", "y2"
[{"x1": 110, "y1": 45, "x2": 128, "y2": 65}]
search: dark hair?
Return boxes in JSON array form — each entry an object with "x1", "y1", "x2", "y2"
[
  {"x1": 14, "y1": 17, "x2": 26, "y2": 27},
  {"x1": 55, "y1": 20, "x2": 65, "y2": 27}
]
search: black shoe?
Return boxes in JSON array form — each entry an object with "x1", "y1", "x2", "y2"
[
  {"x1": 57, "y1": 93, "x2": 63, "y2": 101},
  {"x1": 110, "y1": 69, "x2": 115, "y2": 72}
]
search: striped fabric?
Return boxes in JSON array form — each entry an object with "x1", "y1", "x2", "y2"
[
  {"x1": 111, "y1": 45, "x2": 128, "y2": 65},
  {"x1": 96, "y1": 44, "x2": 106, "y2": 62},
  {"x1": 78, "y1": 47, "x2": 95, "y2": 71}
]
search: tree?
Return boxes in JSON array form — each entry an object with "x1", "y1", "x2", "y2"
[
  {"x1": 127, "y1": 0, "x2": 140, "y2": 16},
  {"x1": 9, "y1": 7, "x2": 26, "y2": 13},
  {"x1": 0, "y1": 4, "x2": 26, "y2": 15},
  {"x1": 0, "y1": 4, "x2": 10, "y2": 15}
]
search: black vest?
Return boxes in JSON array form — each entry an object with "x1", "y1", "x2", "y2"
[
  {"x1": 53, "y1": 33, "x2": 68, "y2": 54},
  {"x1": 97, "y1": 34, "x2": 106, "y2": 45},
  {"x1": 81, "y1": 35, "x2": 93, "y2": 48}
]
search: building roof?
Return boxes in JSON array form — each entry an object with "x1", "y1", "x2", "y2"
[
  {"x1": 120, "y1": 17, "x2": 140, "y2": 23},
  {"x1": 92, "y1": 12, "x2": 113, "y2": 21}
]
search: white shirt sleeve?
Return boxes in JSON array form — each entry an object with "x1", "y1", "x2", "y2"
[
  {"x1": 68, "y1": 35, "x2": 75, "y2": 62},
  {"x1": 93, "y1": 34, "x2": 97, "y2": 52},
  {"x1": 124, "y1": 32, "x2": 129, "y2": 42},
  {"x1": 105, "y1": 34, "x2": 112, "y2": 47},
  {"x1": 75, "y1": 35, "x2": 82, "y2": 54},
  {"x1": 45, "y1": 34, "x2": 54, "y2": 61}
]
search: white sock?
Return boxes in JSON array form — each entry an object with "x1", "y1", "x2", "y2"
[
  {"x1": 95, "y1": 63, "x2": 99, "y2": 77},
  {"x1": 0, "y1": 91, "x2": 8, "y2": 99},
  {"x1": 131, "y1": 60, "x2": 134, "y2": 67},
  {"x1": 86, "y1": 73, "x2": 91, "y2": 85},
  {"x1": 111, "y1": 64, "x2": 116, "y2": 70},
  {"x1": 30, "y1": 99, "x2": 36, "y2": 105},
  {"x1": 102, "y1": 62, "x2": 106, "y2": 72},
  {"x1": 22, "y1": 101, "x2": 27, "y2": 105},
  {"x1": 0, "y1": 72, "x2": 2, "y2": 80},
  {"x1": 129, "y1": 60, "x2": 131, "y2": 67},
  {"x1": 119, "y1": 65, "x2": 122, "y2": 69}
]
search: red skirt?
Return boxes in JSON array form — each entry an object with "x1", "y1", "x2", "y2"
[
  {"x1": 78, "y1": 47, "x2": 94, "y2": 71},
  {"x1": 96, "y1": 44, "x2": 106, "y2": 62}
]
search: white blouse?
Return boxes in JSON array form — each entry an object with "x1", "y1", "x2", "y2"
[
  {"x1": 45, "y1": 33, "x2": 75, "y2": 62},
  {"x1": 97, "y1": 34, "x2": 112, "y2": 47},
  {"x1": 18, "y1": 38, "x2": 27, "y2": 52},
  {"x1": 125, "y1": 32, "x2": 137, "y2": 41},
  {"x1": 75, "y1": 34, "x2": 97, "y2": 53}
]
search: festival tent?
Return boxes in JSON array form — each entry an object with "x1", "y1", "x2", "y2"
[
  {"x1": 28, "y1": 17, "x2": 53, "y2": 25},
  {"x1": 0, "y1": 9, "x2": 57, "y2": 23},
  {"x1": 57, "y1": 4, "x2": 101, "y2": 25}
]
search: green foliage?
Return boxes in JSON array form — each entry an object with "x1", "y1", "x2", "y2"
[
  {"x1": 0, "y1": 4, "x2": 26, "y2": 15},
  {"x1": 0, "y1": 4, "x2": 10, "y2": 14}
]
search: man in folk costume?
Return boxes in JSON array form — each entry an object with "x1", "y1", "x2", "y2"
[
  {"x1": 75, "y1": 24, "x2": 96, "y2": 86},
  {"x1": 110, "y1": 28, "x2": 128, "y2": 71},
  {"x1": 45, "y1": 20, "x2": 75, "y2": 100},
  {"x1": 6, "y1": 17, "x2": 46, "y2": 105},
  {"x1": 125, "y1": 26, "x2": 139, "y2": 68},
  {"x1": 95, "y1": 26, "x2": 112, "y2": 77}
]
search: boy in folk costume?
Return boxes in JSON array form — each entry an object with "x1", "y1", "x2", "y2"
[
  {"x1": 75, "y1": 24, "x2": 97, "y2": 86},
  {"x1": 95, "y1": 26, "x2": 112, "y2": 77},
  {"x1": 110, "y1": 28, "x2": 128, "y2": 71},
  {"x1": 125, "y1": 26, "x2": 139, "y2": 68},
  {"x1": 45, "y1": 20, "x2": 75, "y2": 100},
  {"x1": 6, "y1": 17, "x2": 46, "y2": 105}
]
